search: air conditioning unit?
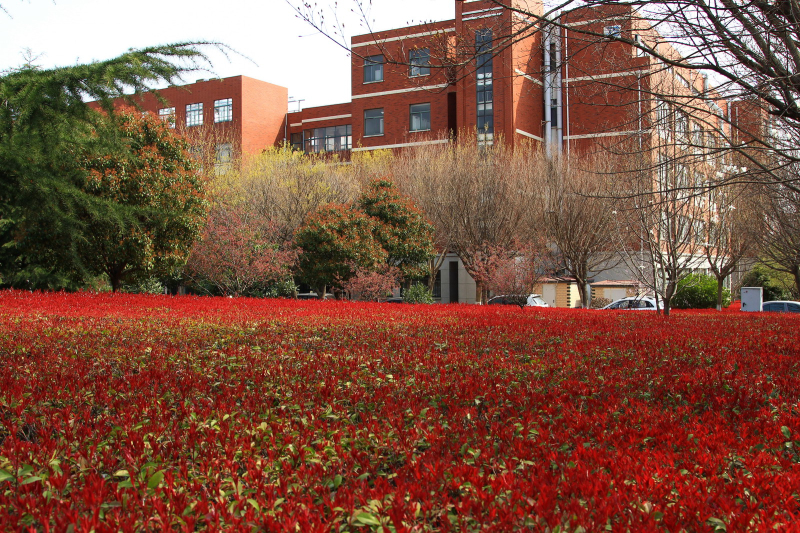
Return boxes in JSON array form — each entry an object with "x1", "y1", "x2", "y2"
[{"x1": 741, "y1": 287, "x2": 762, "y2": 312}]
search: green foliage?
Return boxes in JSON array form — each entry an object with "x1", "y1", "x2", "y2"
[
  {"x1": 294, "y1": 204, "x2": 386, "y2": 293},
  {"x1": 80, "y1": 109, "x2": 208, "y2": 291},
  {"x1": 403, "y1": 283, "x2": 435, "y2": 304},
  {"x1": 672, "y1": 273, "x2": 731, "y2": 309},
  {"x1": 739, "y1": 264, "x2": 797, "y2": 301},
  {"x1": 0, "y1": 44, "x2": 212, "y2": 290},
  {"x1": 121, "y1": 277, "x2": 165, "y2": 295},
  {"x1": 357, "y1": 179, "x2": 435, "y2": 280},
  {"x1": 263, "y1": 278, "x2": 299, "y2": 299}
]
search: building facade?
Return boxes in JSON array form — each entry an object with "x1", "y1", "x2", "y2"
[{"x1": 118, "y1": 0, "x2": 747, "y2": 305}]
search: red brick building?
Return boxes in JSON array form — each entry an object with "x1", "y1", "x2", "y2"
[{"x1": 119, "y1": 1, "x2": 734, "y2": 166}]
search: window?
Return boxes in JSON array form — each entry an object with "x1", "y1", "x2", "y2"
[
  {"x1": 656, "y1": 153, "x2": 669, "y2": 190},
  {"x1": 409, "y1": 103, "x2": 431, "y2": 132},
  {"x1": 691, "y1": 122, "x2": 702, "y2": 154},
  {"x1": 676, "y1": 112, "x2": 688, "y2": 140},
  {"x1": 633, "y1": 34, "x2": 645, "y2": 57},
  {"x1": 214, "y1": 143, "x2": 232, "y2": 175},
  {"x1": 410, "y1": 48, "x2": 430, "y2": 77},
  {"x1": 214, "y1": 98, "x2": 233, "y2": 123},
  {"x1": 676, "y1": 163, "x2": 689, "y2": 189},
  {"x1": 303, "y1": 125, "x2": 352, "y2": 153},
  {"x1": 694, "y1": 174, "x2": 705, "y2": 206},
  {"x1": 604, "y1": 25, "x2": 621, "y2": 37},
  {"x1": 364, "y1": 109, "x2": 384, "y2": 137},
  {"x1": 476, "y1": 29, "x2": 494, "y2": 144},
  {"x1": 364, "y1": 55, "x2": 384, "y2": 83},
  {"x1": 189, "y1": 145, "x2": 203, "y2": 172},
  {"x1": 693, "y1": 219, "x2": 706, "y2": 243},
  {"x1": 655, "y1": 98, "x2": 671, "y2": 140},
  {"x1": 290, "y1": 133, "x2": 303, "y2": 151},
  {"x1": 158, "y1": 107, "x2": 175, "y2": 128},
  {"x1": 186, "y1": 103, "x2": 203, "y2": 127}
]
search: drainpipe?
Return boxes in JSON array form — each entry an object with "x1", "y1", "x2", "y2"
[
  {"x1": 544, "y1": 29, "x2": 552, "y2": 156},
  {"x1": 565, "y1": 24, "x2": 570, "y2": 157},
  {"x1": 555, "y1": 25, "x2": 563, "y2": 153}
]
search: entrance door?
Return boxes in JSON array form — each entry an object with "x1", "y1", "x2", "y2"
[{"x1": 449, "y1": 261, "x2": 459, "y2": 303}]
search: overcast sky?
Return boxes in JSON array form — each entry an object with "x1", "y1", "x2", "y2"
[{"x1": 1, "y1": 0, "x2": 455, "y2": 109}]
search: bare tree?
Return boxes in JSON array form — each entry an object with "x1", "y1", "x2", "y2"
[
  {"x1": 761, "y1": 183, "x2": 800, "y2": 297},
  {"x1": 702, "y1": 183, "x2": 764, "y2": 310},
  {"x1": 542, "y1": 154, "x2": 621, "y2": 307},
  {"x1": 614, "y1": 152, "x2": 705, "y2": 316},
  {"x1": 392, "y1": 134, "x2": 545, "y2": 303},
  {"x1": 235, "y1": 147, "x2": 360, "y2": 244}
]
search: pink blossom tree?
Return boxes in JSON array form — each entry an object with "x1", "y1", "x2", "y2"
[{"x1": 186, "y1": 203, "x2": 298, "y2": 297}]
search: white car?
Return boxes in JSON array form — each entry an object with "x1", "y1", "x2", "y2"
[
  {"x1": 762, "y1": 301, "x2": 800, "y2": 313},
  {"x1": 601, "y1": 296, "x2": 662, "y2": 310},
  {"x1": 487, "y1": 294, "x2": 549, "y2": 307}
]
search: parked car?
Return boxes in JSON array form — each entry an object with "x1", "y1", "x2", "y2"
[
  {"x1": 487, "y1": 294, "x2": 549, "y2": 307},
  {"x1": 601, "y1": 296, "x2": 662, "y2": 310},
  {"x1": 762, "y1": 300, "x2": 800, "y2": 313},
  {"x1": 382, "y1": 297, "x2": 405, "y2": 304},
  {"x1": 296, "y1": 292, "x2": 334, "y2": 300}
]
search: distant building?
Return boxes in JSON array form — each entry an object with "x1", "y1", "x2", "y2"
[{"x1": 105, "y1": 1, "x2": 764, "y2": 305}]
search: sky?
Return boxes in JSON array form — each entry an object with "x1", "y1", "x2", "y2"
[{"x1": 1, "y1": 0, "x2": 456, "y2": 109}]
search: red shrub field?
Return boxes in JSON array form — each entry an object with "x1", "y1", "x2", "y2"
[{"x1": 0, "y1": 291, "x2": 799, "y2": 531}]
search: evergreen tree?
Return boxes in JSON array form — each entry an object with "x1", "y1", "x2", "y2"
[
  {"x1": 0, "y1": 44, "x2": 212, "y2": 289},
  {"x1": 356, "y1": 179, "x2": 435, "y2": 281},
  {"x1": 79, "y1": 108, "x2": 208, "y2": 291}
]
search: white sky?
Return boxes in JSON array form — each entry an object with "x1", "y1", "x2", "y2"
[{"x1": 1, "y1": 0, "x2": 455, "y2": 109}]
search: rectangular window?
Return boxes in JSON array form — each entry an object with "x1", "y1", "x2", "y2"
[
  {"x1": 409, "y1": 103, "x2": 431, "y2": 132},
  {"x1": 214, "y1": 143, "x2": 232, "y2": 175},
  {"x1": 364, "y1": 109, "x2": 384, "y2": 137},
  {"x1": 290, "y1": 132, "x2": 304, "y2": 151},
  {"x1": 676, "y1": 112, "x2": 688, "y2": 140},
  {"x1": 214, "y1": 98, "x2": 233, "y2": 123},
  {"x1": 656, "y1": 153, "x2": 668, "y2": 191},
  {"x1": 189, "y1": 145, "x2": 203, "y2": 172},
  {"x1": 633, "y1": 35, "x2": 645, "y2": 57},
  {"x1": 158, "y1": 107, "x2": 175, "y2": 128},
  {"x1": 410, "y1": 48, "x2": 430, "y2": 77},
  {"x1": 186, "y1": 103, "x2": 203, "y2": 127},
  {"x1": 302, "y1": 125, "x2": 352, "y2": 153},
  {"x1": 476, "y1": 29, "x2": 494, "y2": 144},
  {"x1": 655, "y1": 98, "x2": 671, "y2": 140},
  {"x1": 548, "y1": 42, "x2": 557, "y2": 72},
  {"x1": 604, "y1": 25, "x2": 621, "y2": 37},
  {"x1": 364, "y1": 55, "x2": 384, "y2": 83}
]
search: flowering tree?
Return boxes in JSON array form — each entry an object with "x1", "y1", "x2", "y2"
[
  {"x1": 294, "y1": 204, "x2": 387, "y2": 297},
  {"x1": 79, "y1": 108, "x2": 208, "y2": 292},
  {"x1": 185, "y1": 203, "x2": 298, "y2": 297},
  {"x1": 341, "y1": 265, "x2": 400, "y2": 301},
  {"x1": 468, "y1": 241, "x2": 545, "y2": 308},
  {"x1": 487, "y1": 244, "x2": 546, "y2": 308}
]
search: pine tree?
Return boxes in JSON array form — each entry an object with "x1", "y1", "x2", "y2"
[{"x1": 0, "y1": 44, "x2": 213, "y2": 288}]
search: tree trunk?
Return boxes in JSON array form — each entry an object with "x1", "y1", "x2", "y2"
[
  {"x1": 716, "y1": 277, "x2": 725, "y2": 311},
  {"x1": 663, "y1": 281, "x2": 675, "y2": 317},
  {"x1": 108, "y1": 267, "x2": 123, "y2": 293},
  {"x1": 575, "y1": 278, "x2": 588, "y2": 309},
  {"x1": 794, "y1": 267, "x2": 800, "y2": 300}
]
